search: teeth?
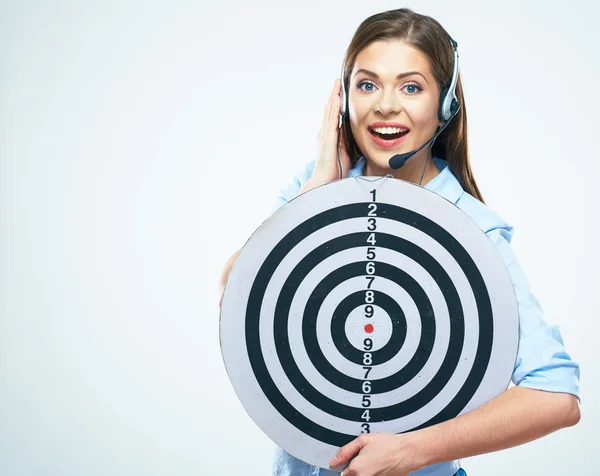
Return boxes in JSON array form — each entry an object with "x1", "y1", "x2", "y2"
[{"x1": 372, "y1": 127, "x2": 408, "y2": 134}]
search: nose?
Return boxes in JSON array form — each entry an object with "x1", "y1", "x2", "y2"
[{"x1": 374, "y1": 89, "x2": 402, "y2": 115}]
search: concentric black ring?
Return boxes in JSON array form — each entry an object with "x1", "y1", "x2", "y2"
[
  {"x1": 245, "y1": 203, "x2": 492, "y2": 447},
  {"x1": 331, "y1": 290, "x2": 406, "y2": 366},
  {"x1": 300, "y1": 257, "x2": 435, "y2": 394}
]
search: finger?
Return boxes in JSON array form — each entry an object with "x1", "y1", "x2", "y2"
[
  {"x1": 328, "y1": 78, "x2": 340, "y2": 123},
  {"x1": 330, "y1": 435, "x2": 367, "y2": 467},
  {"x1": 336, "y1": 77, "x2": 344, "y2": 113},
  {"x1": 323, "y1": 78, "x2": 337, "y2": 123},
  {"x1": 332, "y1": 83, "x2": 346, "y2": 133},
  {"x1": 341, "y1": 460, "x2": 361, "y2": 476}
]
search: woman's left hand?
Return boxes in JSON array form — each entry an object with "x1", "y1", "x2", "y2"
[{"x1": 329, "y1": 433, "x2": 421, "y2": 476}]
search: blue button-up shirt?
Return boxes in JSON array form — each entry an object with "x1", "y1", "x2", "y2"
[{"x1": 269, "y1": 157, "x2": 580, "y2": 476}]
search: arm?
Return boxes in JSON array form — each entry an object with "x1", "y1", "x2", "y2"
[
  {"x1": 332, "y1": 387, "x2": 579, "y2": 474},
  {"x1": 410, "y1": 386, "x2": 579, "y2": 468},
  {"x1": 218, "y1": 248, "x2": 241, "y2": 308}
]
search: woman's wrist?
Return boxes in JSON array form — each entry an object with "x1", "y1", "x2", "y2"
[
  {"x1": 398, "y1": 431, "x2": 430, "y2": 472},
  {"x1": 299, "y1": 177, "x2": 317, "y2": 194},
  {"x1": 300, "y1": 174, "x2": 329, "y2": 194}
]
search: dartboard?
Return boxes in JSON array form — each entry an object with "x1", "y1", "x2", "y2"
[{"x1": 219, "y1": 176, "x2": 518, "y2": 470}]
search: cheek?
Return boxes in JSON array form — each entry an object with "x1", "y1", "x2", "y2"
[
  {"x1": 349, "y1": 115, "x2": 369, "y2": 149},
  {"x1": 408, "y1": 97, "x2": 440, "y2": 126},
  {"x1": 348, "y1": 107, "x2": 368, "y2": 143},
  {"x1": 348, "y1": 99, "x2": 370, "y2": 125}
]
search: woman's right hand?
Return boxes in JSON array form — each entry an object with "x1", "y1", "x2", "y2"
[{"x1": 303, "y1": 78, "x2": 352, "y2": 193}]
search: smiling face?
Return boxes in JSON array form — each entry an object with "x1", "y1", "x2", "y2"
[{"x1": 347, "y1": 40, "x2": 442, "y2": 175}]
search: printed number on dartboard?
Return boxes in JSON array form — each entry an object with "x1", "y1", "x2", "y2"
[{"x1": 361, "y1": 190, "x2": 377, "y2": 434}]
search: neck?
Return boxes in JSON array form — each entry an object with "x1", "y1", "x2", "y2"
[{"x1": 364, "y1": 149, "x2": 440, "y2": 185}]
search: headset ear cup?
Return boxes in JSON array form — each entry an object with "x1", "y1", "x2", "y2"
[
  {"x1": 438, "y1": 87, "x2": 449, "y2": 122},
  {"x1": 341, "y1": 80, "x2": 349, "y2": 119},
  {"x1": 450, "y1": 98, "x2": 460, "y2": 116}
]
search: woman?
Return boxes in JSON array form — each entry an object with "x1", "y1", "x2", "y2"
[{"x1": 219, "y1": 8, "x2": 580, "y2": 476}]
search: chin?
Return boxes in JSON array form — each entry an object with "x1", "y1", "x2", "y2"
[
  {"x1": 359, "y1": 140, "x2": 416, "y2": 166},
  {"x1": 363, "y1": 152, "x2": 392, "y2": 171}
]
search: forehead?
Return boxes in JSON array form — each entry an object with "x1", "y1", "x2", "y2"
[{"x1": 353, "y1": 40, "x2": 433, "y2": 78}]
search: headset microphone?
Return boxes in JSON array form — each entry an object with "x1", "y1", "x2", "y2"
[{"x1": 388, "y1": 116, "x2": 454, "y2": 169}]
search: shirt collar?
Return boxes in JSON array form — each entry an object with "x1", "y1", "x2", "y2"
[{"x1": 349, "y1": 156, "x2": 464, "y2": 205}]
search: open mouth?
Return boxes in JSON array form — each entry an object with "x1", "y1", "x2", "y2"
[{"x1": 369, "y1": 126, "x2": 410, "y2": 141}]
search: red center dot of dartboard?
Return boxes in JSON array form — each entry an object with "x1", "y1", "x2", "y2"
[{"x1": 364, "y1": 324, "x2": 374, "y2": 333}]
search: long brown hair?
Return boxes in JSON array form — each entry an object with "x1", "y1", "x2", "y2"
[{"x1": 341, "y1": 8, "x2": 484, "y2": 202}]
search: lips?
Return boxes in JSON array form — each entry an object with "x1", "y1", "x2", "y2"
[{"x1": 368, "y1": 122, "x2": 410, "y2": 148}]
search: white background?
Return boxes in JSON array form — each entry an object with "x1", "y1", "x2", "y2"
[{"x1": 1, "y1": 0, "x2": 597, "y2": 474}]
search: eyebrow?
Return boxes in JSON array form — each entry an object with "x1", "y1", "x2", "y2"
[{"x1": 353, "y1": 68, "x2": 429, "y2": 84}]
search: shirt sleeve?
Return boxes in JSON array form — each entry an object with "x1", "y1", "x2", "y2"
[
  {"x1": 486, "y1": 225, "x2": 581, "y2": 401},
  {"x1": 271, "y1": 160, "x2": 316, "y2": 213}
]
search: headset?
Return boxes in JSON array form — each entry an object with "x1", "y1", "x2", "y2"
[{"x1": 338, "y1": 35, "x2": 461, "y2": 170}]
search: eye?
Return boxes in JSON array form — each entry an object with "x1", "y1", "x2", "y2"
[
  {"x1": 357, "y1": 81, "x2": 376, "y2": 92},
  {"x1": 403, "y1": 83, "x2": 423, "y2": 95}
]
